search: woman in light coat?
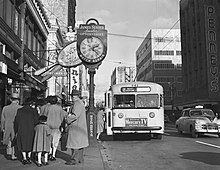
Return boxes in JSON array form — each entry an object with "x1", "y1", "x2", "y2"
[{"x1": 65, "y1": 90, "x2": 89, "y2": 165}]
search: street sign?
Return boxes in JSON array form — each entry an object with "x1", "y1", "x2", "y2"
[{"x1": 77, "y1": 18, "x2": 107, "y2": 64}]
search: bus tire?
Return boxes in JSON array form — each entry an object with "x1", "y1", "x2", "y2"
[{"x1": 152, "y1": 134, "x2": 162, "y2": 139}]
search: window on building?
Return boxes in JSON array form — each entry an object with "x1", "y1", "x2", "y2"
[
  {"x1": 155, "y1": 37, "x2": 165, "y2": 43},
  {"x1": 5, "y1": 0, "x2": 13, "y2": 28},
  {"x1": 176, "y1": 50, "x2": 181, "y2": 55},
  {"x1": 176, "y1": 64, "x2": 182, "y2": 69},
  {"x1": 154, "y1": 50, "x2": 174, "y2": 55},
  {"x1": 33, "y1": 34, "x2": 37, "y2": 55},
  {"x1": 154, "y1": 63, "x2": 174, "y2": 70},
  {"x1": 14, "y1": 8, "x2": 20, "y2": 36},
  {"x1": 0, "y1": 0, "x2": 4, "y2": 19},
  {"x1": 154, "y1": 76, "x2": 175, "y2": 83},
  {"x1": 176, "y1": 76, "x2": 183, "y2": 83},
  {"x1": 27, "y1": 26, "x2": 32, "y2": 50},
  {"x1": 177, "y1": 90, "x2": 183, "y2": 97}
]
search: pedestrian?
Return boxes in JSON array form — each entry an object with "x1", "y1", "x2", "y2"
[
  {"x1": 96, "y1": 107, "x2": 105, "y2": 141},
  {"x1": 65, "y1": 89, "x2": 89, "y2": 165},
  {"x1": 46, "y1": 95, "x2": 67, "y2": 161},
  {"x1": 40, "y1": 96, "x2": 51, "y2": 116},
  {"x1": 33, "y1": 115, "x2": 51, "y2": 167},
  {"x1": 1, "y1": 93, "x2": 22, "y2": 160},
  {"x1": 14, "y1": 97, "x2": 39, "y2": 165}
]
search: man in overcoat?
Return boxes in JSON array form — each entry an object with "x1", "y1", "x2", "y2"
[
  {"x1": 65, "y1": 89, "x2": 89, "y2": 165},
  {"x1": 1, "y1": 93, "x2": 22, "y2": 160}
]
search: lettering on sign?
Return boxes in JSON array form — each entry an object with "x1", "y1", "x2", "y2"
[
  {"x1": 89, "y1": 114, "x2": 94, "y2": 137},
  {"x1": 206, "y1": 6, "x2": 219, "y2": 95}
]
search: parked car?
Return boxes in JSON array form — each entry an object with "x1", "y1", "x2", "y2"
[{"x1": 175, "y1": 107, "x2": 220, "y2": 138}]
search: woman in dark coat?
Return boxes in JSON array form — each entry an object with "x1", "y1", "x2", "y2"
[{"x1": 14, "y1": 97, "x2": 39, "y2": 165}]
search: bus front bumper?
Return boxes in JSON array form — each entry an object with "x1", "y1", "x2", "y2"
[{"x1": 112, "y1": 126, "x2": 162, "y2": 132}]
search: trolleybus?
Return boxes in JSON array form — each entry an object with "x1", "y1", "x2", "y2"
[{"x1": 104, "y1": 81, "x2": 164, "y2": 139}]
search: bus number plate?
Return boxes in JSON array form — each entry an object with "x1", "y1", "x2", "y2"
[{"x1": 125, "y1": 118, "x2": 148, "y2": 127}]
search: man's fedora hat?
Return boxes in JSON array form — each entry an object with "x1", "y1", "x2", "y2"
[{"x1": 11, "y1": 93, "x2": 20, "y2": 99}]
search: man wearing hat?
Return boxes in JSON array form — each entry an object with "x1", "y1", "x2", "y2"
[
  {"x1": 65, "y1": 89, "x2": 89, "y2": 165},
  {"x1": 1, "y1": 93, "x2": 22, "y2": 160}
]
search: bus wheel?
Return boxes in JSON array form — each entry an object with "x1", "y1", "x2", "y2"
[{"x1": 152, "y1": 134, "x2": 162, "y2": 139}]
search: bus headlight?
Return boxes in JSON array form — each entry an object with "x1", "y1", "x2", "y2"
[
  {"x1": 118, "y1": 113, "x2": 124, "y2": 119},
  {"x1": 149, "y1": 112, "x2": 155, "y2": 118}
]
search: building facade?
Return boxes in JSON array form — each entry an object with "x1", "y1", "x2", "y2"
[
  {"x1": 136, "y1": 29, "x2": 182, "y2": 111},
  {"x1": 179, "y1": 0, "x2": 220, "y2": 113},
  {"x1": 0, "y1": 0, "x2": 50, "y2": 107},
  {"x1": 111, "y1": 66, "x2": 136, "y2": 86}
]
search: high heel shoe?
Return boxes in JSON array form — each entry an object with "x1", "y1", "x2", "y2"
[
  {"x1": 42, "y1": 162, "x2": 49, "y2": 166},
  {"x1": 21, "y1": 159, "x2": 28, "y2": 165},
  {"x1": 36, "y1": 162, "x2": 42, "y2": 167},
  {"x1": 27, "y1": 157, "x2": 32, "y2": 164}
]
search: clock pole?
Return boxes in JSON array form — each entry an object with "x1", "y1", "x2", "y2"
[
  {"x1": 88, "y1": 68, "x2": 95, "y2": 110},
  {"x1": 76, "y1": 18, "x2": 107, "y2": 139}
]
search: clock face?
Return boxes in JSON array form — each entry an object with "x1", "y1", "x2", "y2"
[{"x1": 80, "y1": 37, "x2": 104, "y2": 62}]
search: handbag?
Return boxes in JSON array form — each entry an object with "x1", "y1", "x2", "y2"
[{"x1": 60, "y1": 132, "x2": 68, "y2": 151}]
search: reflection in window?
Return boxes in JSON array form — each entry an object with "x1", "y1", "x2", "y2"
[
  {"x1": 113, "y1": 95, "x2": 135, "y2": 108},
  {"x1": 137, "y1": 94, "x2": 159, "y2": 108}
]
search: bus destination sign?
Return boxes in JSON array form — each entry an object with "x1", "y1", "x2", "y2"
[{"x1": 121, "y1": 86, "x2": 151, "y2": 92}]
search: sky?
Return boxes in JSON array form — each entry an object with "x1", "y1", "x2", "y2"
[{"x1": 76, "y1": 0, "x2": 180, "y2": 102}]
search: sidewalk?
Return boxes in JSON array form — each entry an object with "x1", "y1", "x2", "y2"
[{"x1": 0, "y1": 138, "x2": 105, "y2": 170}]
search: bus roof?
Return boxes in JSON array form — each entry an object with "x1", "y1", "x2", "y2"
[{"x1": 110, "y1": 81, "x2": 163, "y2": 94}]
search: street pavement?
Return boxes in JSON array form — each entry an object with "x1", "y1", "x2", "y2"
[{"x1": 0, "y1": 138, "x2": 106, "y2": 170}]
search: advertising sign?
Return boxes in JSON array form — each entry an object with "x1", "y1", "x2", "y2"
[
  {"x1": 77, "y1": 19, "x2": 107, "y2": 64},
  {"x1": 57, "y1": 41, "x2": 82, "y2": 68}
]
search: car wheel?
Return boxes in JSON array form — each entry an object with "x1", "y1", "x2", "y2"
[
  {"x1": 191, "y1": 127, "x2": 199, "y2": 138},
  {"x1": 177, "y1": 126, "x2": 182, "y2": 134}
]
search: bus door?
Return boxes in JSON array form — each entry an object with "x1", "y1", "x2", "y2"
[{"x1": 104, "y1": 90, "x2": 113, "y2": 135}]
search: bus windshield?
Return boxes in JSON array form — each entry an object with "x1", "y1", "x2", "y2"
[
  {"x1": 136, "y1": 94, "x2": 159, "y2": 108},
  {"x1": 113, "y1": 94, "x2": 135, "y2": 108},
  {"x1": 113, "y1": 94, "x2": 160, "y2": 109}
]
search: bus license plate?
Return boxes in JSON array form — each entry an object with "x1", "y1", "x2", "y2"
[{"x1": 125, "y1": 118, "x2": 148, "y2": 127}]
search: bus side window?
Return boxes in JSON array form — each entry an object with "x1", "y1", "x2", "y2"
[{"x1": 160, "y1": 94, "x2": 163, "y2": 107}]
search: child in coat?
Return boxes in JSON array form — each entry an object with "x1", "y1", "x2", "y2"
[{"x1": 33, "y1": 115, "x2": 51, "y2": 166}]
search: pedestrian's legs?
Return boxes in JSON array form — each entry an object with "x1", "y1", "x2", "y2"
[
  {"x1": 78, "y1": 148, "x2": 84, "y2": 163},
  {"x1": 65, "y1": 149, "x2": 78, "y2": 165},
  {"x1": 44, "y1": 152, "x2": 48, "y2": 163},
  {"x1": 50, "y1": 129, "x2": 61, "y2": 160},
  {"x1": 6, "y1": 140, "x2": 12, "y2": 157},
  {"x1": 97, "y1": 133, "x2": 100, "y2": 140},
  {"x1": 37, "y1": 152, "x2": 42, "y2": 164},
  {"x1": 21, "y1": 152, "x2": 28, "y2": 165}
]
